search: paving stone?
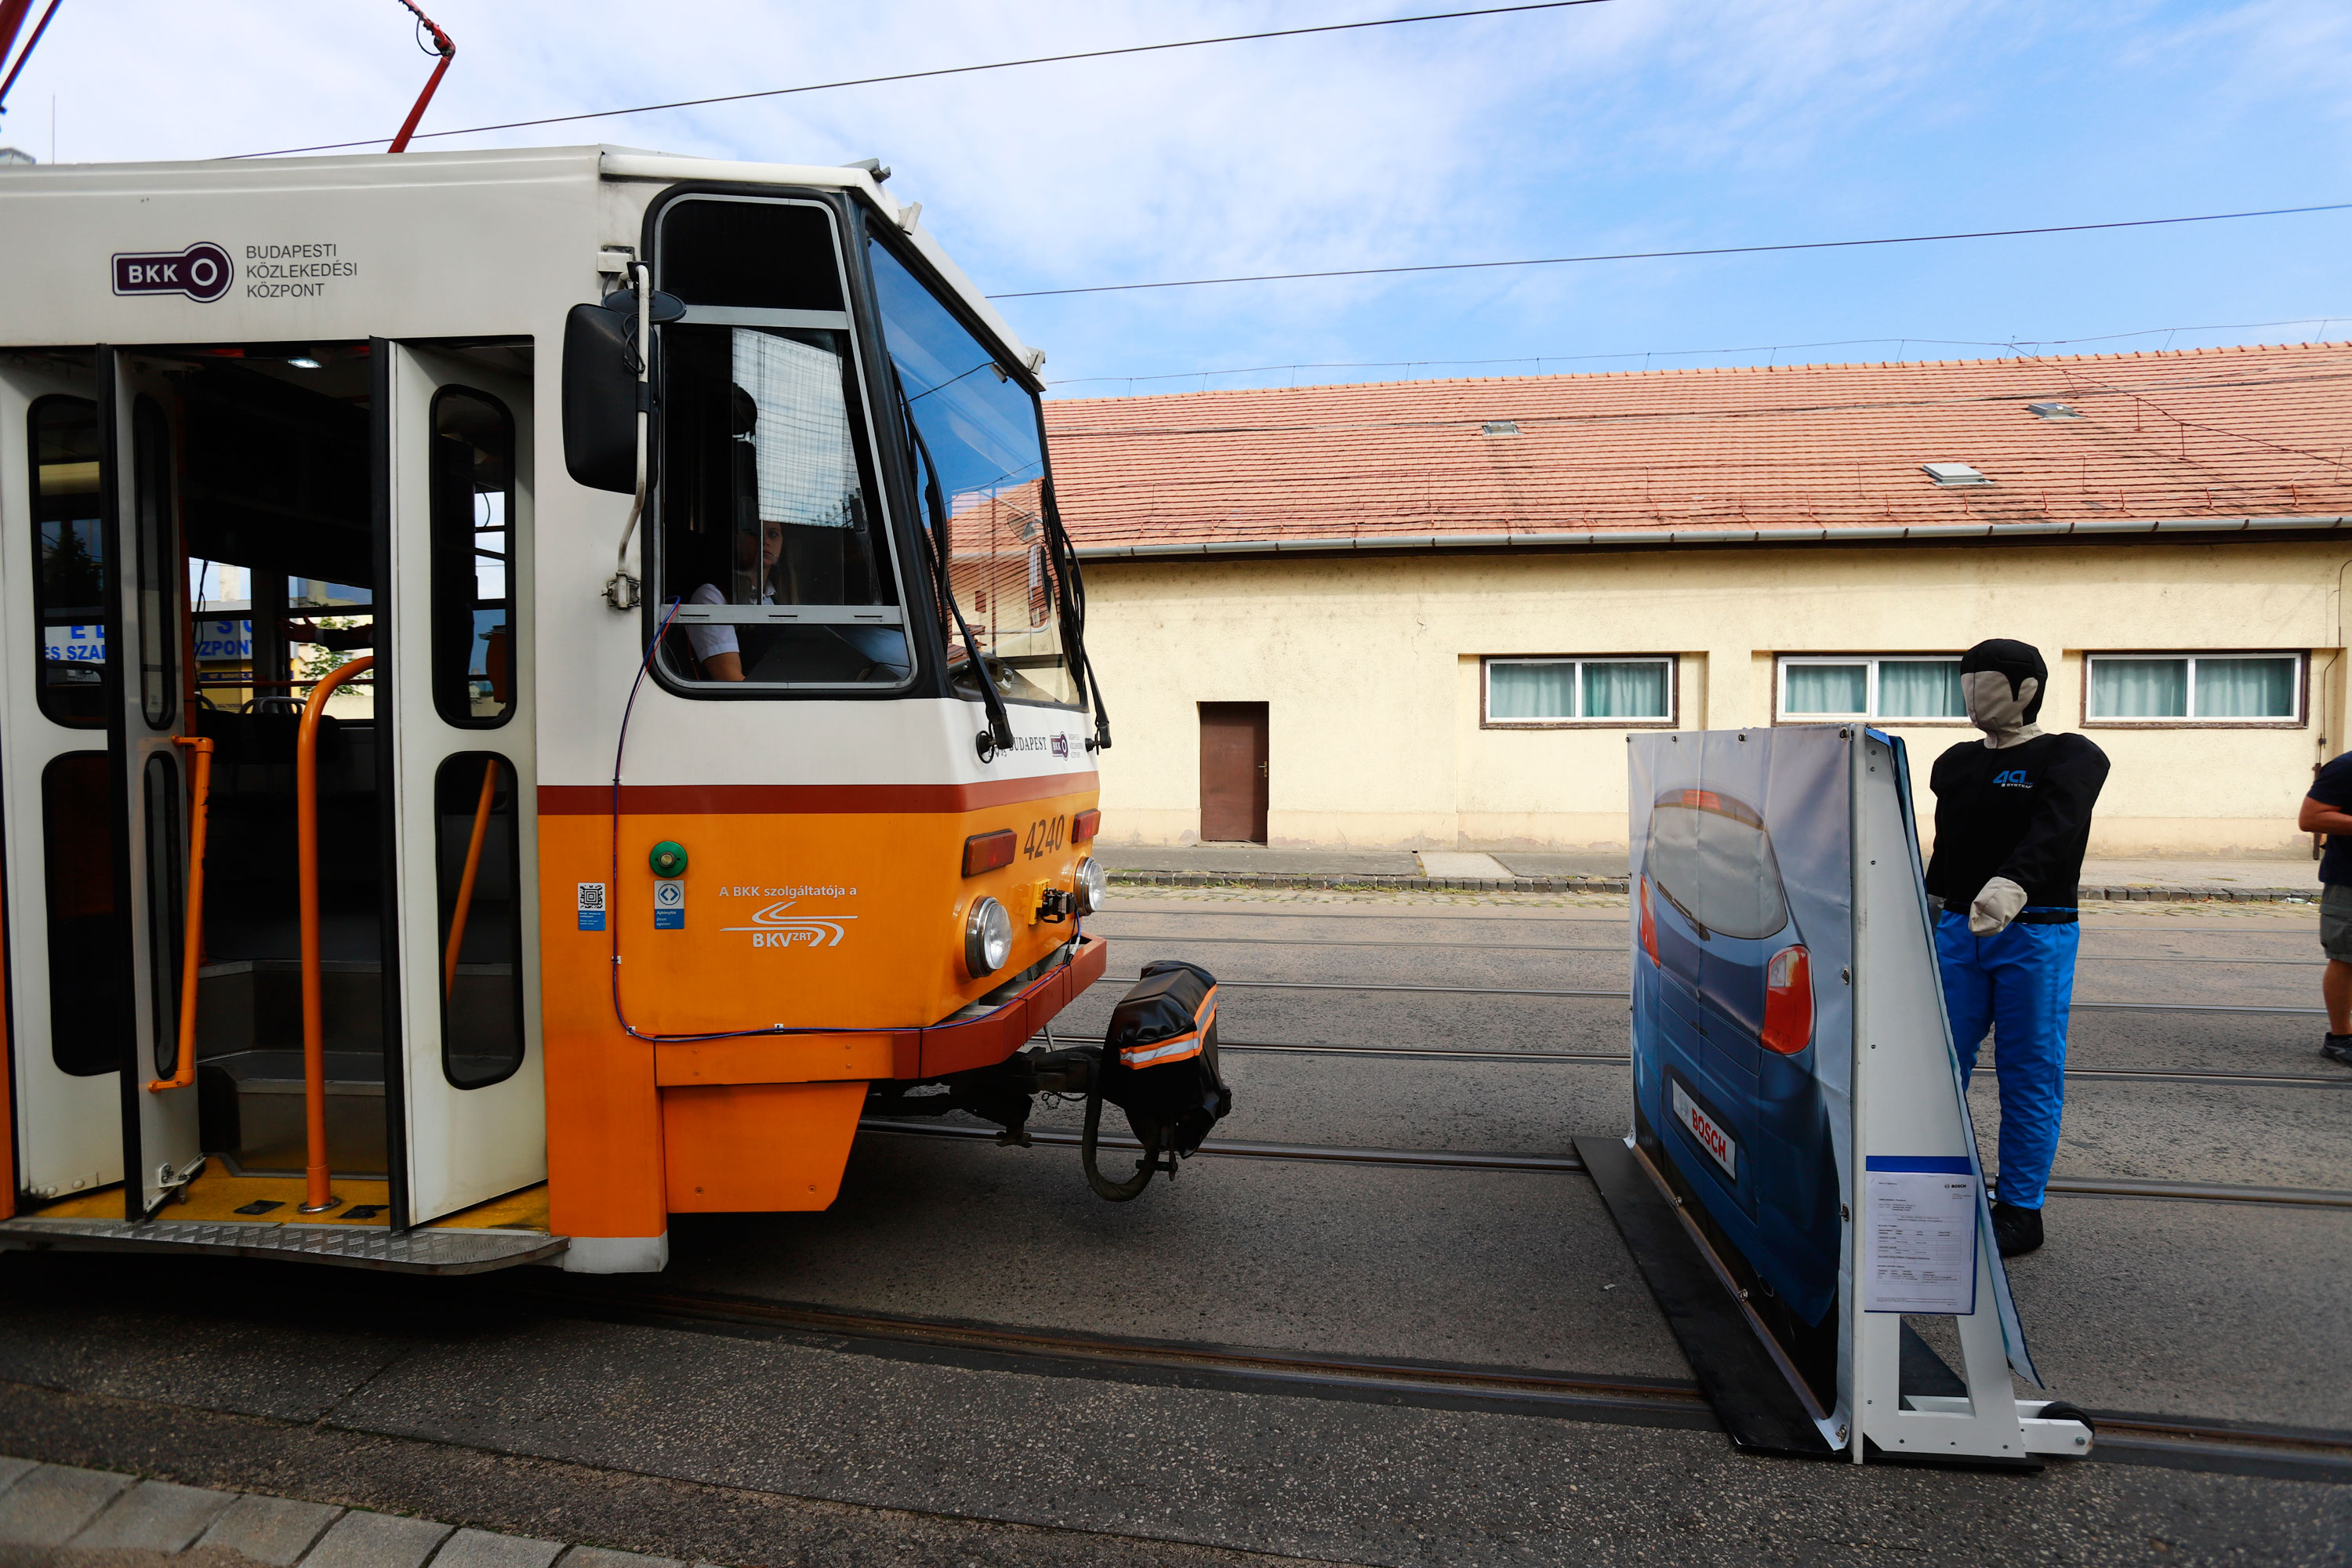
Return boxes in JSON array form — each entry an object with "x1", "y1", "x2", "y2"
[
  {"x1": 301, "y1": 1509, "x2": 453, "y2": 1568},
  {"x1": 72, "y1": 1478, "x2": 237, "y2": 1550},
  {"x1": 0, "y1": 1463, "x2": 134, "y2": 1545},
  {"x1": 557, "y1": 1548, "x2": 686, "y2": 1568},
  {"x1": 195, "y1": 1493, "x2": 345, "y2": 1566},
  {"x1": 431, "y1": 1526, "x2": 565, "y2": 1568},
  {"x1": 0, "y1": 1460, "x2": 34, "y2": 1500}
]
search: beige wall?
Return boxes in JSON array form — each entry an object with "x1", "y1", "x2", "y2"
[{"x1": 1083, "y1": 539, "x2": 2351, "y2": 857}]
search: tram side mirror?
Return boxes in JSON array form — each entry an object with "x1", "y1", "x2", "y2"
[{"x1": 563, "y1": 302, "x2": 639, "y2": 494}]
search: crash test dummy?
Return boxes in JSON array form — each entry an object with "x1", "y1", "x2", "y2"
[{"x1": 1923, "y1": 639, "x2": 2111, "y2": 1258}]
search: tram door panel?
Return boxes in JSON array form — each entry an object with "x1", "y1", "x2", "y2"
[
  {"x1": 105, "y1": 354, "x2": 202, "y2": 1218},
  {"x1": 0, "y1": 354, "x2": 131, "y2": 1204},
  {"x1": 384, "y1": 345, "x2": 542, "y2": 1223}
]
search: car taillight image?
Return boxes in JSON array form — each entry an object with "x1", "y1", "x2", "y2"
[
  {"x1": 1639, "y1": 876, "x2": 1659, "y2": 965},
  {"x1": 1759, "y1": 944, "x2": 1813, "y2": 1054}
]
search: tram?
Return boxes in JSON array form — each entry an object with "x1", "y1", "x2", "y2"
[{"x1": 0, "y1": 147, "x2": 1118, "y2": 1273}]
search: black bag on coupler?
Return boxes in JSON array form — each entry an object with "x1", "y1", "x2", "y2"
[{"x1": 1083, "y1": 960, "x2": 1234, "y2": 1200}]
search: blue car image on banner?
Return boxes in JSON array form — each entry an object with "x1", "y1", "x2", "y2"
[{"x1": 1630, "y1": 728, "x2": 1855, "y2": 1412}]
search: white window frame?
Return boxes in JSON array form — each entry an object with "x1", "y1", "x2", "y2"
[
  {"x1": 2082, "y1": 651, "x2": 2307, "y2": 729},
  {"x1": 1480, "y1": 654, "x2": 1679, "y2": 729},
  {"x1": 1774, "y1": 654, "x2": 1970, "y2": 725}
]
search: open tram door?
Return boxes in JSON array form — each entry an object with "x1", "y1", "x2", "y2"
[
  {"x1": 379, "y1": 340, "x2": 543, "y2": 1224},
  {"x1": 1, "y1": 348, "x2": 196, "y2": 1218},
  {"x1": 2, "y1": 333, "x2": 554, "y2": 1265}
]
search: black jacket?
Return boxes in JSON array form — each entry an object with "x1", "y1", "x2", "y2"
[{"x1": 1924, "y1": 732, "x2": 2111, "y2": 909}]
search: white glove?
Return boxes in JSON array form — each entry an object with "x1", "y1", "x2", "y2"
[{"x1": 1969, "y1": 877, "x2": 2027, "y2": 936}]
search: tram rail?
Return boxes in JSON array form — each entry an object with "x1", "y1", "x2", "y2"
[
  {"x1": 1087, "y1": 931, "x2": 2330, "y2": 964},
  {"x1": 1086, "y1": 975, "x2": 2336, "y2": 1017},
  {"x1": 1191, "y1": 1039, "x2": 2352, "y2": 1090},
  {"x1": 856, "y1": 1119, "x2": 2352, "y2": 1208},
  {"x1": 516, "y1": 1278, "x2": 2352, "y2": 1485}
]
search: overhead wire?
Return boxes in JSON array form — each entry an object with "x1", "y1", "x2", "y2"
[
  {"x1": 230, "y1": 0, "x2": 1616, "y2": 158},
  {"x1": 990, "y1": 203, "x2": 2352, "y2": 299}
]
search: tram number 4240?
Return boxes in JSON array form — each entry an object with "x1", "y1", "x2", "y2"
[{"x1": 1022, "y1": 815, "x2": 1068, "y2": 860}]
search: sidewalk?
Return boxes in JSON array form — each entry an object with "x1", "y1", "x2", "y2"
[
  {"x1": 0, "y1": 1459, "x2": 707, "y2": 1568},
  {"x1": 1096, "y1": 845, "x2": 2325, "y2": 902}
]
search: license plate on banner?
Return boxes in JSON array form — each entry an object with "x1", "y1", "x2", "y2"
[{"x1": 1671, "y1": 1078, "x2": 1738, "y2": 1179}]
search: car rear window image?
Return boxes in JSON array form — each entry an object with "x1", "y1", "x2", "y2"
[{"x1": 1646, "y1": 792, "x2": 1788, "y2": 938}]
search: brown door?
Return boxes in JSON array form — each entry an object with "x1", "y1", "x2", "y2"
[{"x1": 1198, "y1": 702, "x2": 1269, "y2": 843}]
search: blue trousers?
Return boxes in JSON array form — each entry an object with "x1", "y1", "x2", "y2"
[{"x1": 1935, "y1": 909, "x2": 2080, "y2": 1209}]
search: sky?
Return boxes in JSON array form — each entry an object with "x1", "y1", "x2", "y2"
[{"x1": 2, "y1": 1, "x2": 2347, "y2": 397}]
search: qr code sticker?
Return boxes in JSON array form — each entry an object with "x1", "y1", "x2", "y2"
[{"x1": 577, "y1": 882, "x2": 608, "y2": 931}]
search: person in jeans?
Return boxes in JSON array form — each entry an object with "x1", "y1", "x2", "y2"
[
  {"x1": 2296, "y1": 762, "x2": 2352, "y2": 1067},
  {"x1": 1925, "y1": 640, "x2": 2111, "y2": 1258}
]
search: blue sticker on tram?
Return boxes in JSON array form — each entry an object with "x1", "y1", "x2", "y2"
[
  {"x1": 577, "y1": 881, "x2": 607, "y2": 931},
  {"x1": 653, "y1": 877, "x2": 684, "y2": 929}
]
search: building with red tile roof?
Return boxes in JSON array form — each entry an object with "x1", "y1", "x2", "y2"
[{"x1": 1043, "y1": 345, "x2": 2352, "y2": 855}]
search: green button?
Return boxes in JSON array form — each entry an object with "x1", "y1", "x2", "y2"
[{"x1": 649, "y1": 840, "x2": 688, "y2": 877}]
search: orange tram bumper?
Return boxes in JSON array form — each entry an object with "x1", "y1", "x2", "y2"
[{"x1": 543, "y1": 926, "x2": 1109, "y2": 1239}]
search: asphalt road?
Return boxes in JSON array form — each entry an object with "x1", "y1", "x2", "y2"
[{"x1": 2, "y1": 893, "x2": 2347, "y2": 1566}]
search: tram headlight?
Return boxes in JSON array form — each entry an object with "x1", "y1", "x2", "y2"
[
  {"x1": 1074, "y1": 856, "x2": 1108, "y2": 916},
  {"x1": 964, "y1": 895, "x2": 1014, "y2": 978}
]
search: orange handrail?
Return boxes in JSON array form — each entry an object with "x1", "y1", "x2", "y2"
[
  {"x1": 149, "y1": 735, "x2": 214, "y2": 1092},
  {"x1": 296, "y1": 656, "x2": 372, "y2": 1214},
  {"x1": 444, "y1": 757, "x2": 499, "y2": 997}
]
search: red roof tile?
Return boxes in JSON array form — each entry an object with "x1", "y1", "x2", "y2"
[{"x1": 1041, "y1": 343, "x2": 2352, "y2": 550}]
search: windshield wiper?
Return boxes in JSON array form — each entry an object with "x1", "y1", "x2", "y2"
[{"x1": 893, "y1": 369, "x2": 1013, "y2": 760}]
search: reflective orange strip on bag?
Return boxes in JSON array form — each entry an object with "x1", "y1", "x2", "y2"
[{"x1": 1118, "y1": 985, "x2": 1216, "y2": 1069}]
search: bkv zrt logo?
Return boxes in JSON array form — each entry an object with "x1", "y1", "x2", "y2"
[{"x1": 723, "y1": 900, "x2": 856, "y2": 949}]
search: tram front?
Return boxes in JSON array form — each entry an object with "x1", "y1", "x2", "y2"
[{"x1": 538, "y1": 174, "x2": 1113, "y2": 1272}]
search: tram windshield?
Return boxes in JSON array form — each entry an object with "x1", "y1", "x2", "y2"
[
  {"x1": 654, "y1": 197, "x2": 913, "y2": 689},
  {"x1": 870, "y1": 241, "x2": 1080, "y2": 709}
]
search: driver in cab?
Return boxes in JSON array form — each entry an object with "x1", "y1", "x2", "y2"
[{"x1": 683, "y1": 514, "x2": 784, "y2": 682}]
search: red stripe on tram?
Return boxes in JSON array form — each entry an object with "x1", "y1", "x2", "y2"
[{"x1": 536, "y1": 775, "x2": 1099, "y2": 816}]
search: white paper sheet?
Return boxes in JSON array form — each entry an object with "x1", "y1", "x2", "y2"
[{"x1": 1864, "y1": 1168, "x2": 1977, "y2": 1313}]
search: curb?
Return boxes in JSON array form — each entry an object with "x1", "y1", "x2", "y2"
[{"x1": 1105, "y1": 871, "x2": 2317, "y2": 903}]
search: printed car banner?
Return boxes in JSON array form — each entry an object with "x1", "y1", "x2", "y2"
[{"x1": 1628, "y1": 728, "x2": 1855, "y2": 1414}]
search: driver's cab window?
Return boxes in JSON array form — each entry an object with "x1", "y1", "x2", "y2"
[
  {"x1": 869, "y1": 241, "x2": 1080, "y2": 709},
  {"x1": 654, "y1": 195, "x2": 911, "y2": 688}
]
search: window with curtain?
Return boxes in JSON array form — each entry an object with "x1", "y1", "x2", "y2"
[
  {"x1": 1484, "y1": 657, "x2": 1674, "y2": 726},
  {"x1": 1777, "y1": 655, "x2": 1965, "y2": 722},
  {"x1": 2088, "y1": 653, "x2": 2299, "y2": 723}
]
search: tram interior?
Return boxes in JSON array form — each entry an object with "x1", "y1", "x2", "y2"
[{"x1": 32, "y1": 341, "x2": 527, "y2": 1197}]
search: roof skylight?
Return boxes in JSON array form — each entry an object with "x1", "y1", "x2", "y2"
[
  {"x1": 2026, "y1": 401, "x2": 2083, "y2": 420},
  {"x1": 1921, "y1": 463, "x2": 1991, "y2": 486},
  {"x1": 1482, "y1": 420, "x2": 1519, "y2": 437}
]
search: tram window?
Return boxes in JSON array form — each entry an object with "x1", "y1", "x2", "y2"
[
  {"x1": 436, "y1": 753, "x2": 524, "y2": 1088},
  {"x1": 653, "y1": 322, "x2": 913, "y2": 688},
  {"x1": 429, "y1": 389, "x2": 516, "y2": 726},
  {"x1": 28, "y1": 396, "x2": 109, "y2": 728},
  {"x1": 659, "y1": 198, "x2": 846, "y2": 312},
  {"x1": 133, "y1": 396, "x2": 180, "y2": 730},
  {"x1": 143, "y1": 750, "x2": 185, "y2": 1077},
  {"x1": 42, "y1": 751, "x2": 131, "y2": 1076},
  {"x1": 869, "y1": 241, "x2": 1080, "y2": 709}
]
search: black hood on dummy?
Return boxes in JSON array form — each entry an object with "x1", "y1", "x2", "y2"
[{"x1": 1959, "y1": 638, "x2": 2049, "y2": 724}]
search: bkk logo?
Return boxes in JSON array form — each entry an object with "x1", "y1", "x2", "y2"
[
  {"x1": 721, "y1": 898, "x2": 855, "y2": 949},
  {"x1": 113, "y1": 243, "x2": 234, "y2": 303}
]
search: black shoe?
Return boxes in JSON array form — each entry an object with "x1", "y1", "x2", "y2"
[
  {"x1": 2324, "y1": 1035, "x2": 2352, "y2": 1068},
  {"x1": 1991, "y1": 1201, "x2": 2044, "y2": 1257}
]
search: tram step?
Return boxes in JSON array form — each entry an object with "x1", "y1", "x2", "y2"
[
  {"x1": 0, "y1": 1217, "x2": 565, "y2": 1274},
  {"x1": 200, "y1": 1049, "x2": 388, "y2": 1177}
]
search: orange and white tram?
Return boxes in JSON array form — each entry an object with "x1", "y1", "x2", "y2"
[{"x1": 0, "y1": 147, "x2": 1116, "y2": 1273}]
